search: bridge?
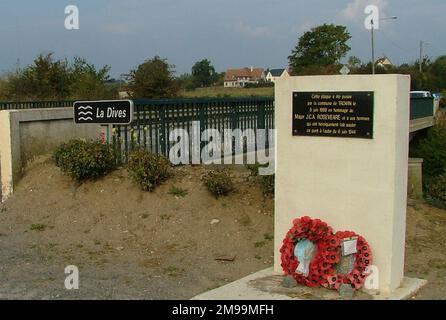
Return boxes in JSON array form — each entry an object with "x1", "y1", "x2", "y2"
[
  {"x1": 409, "y1": 96, "x2": 437, "y2": 134},
  {"x1": 0, "y1": 96, "x2": 437, "y2": 202}
]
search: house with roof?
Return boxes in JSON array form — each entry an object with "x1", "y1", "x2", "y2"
[
  {"x1": 376, "y1": 57, "x2": 393, "y2": 69},
  {"x1": 223, "y1": 67, "x2": 265, "y2": 88},
  {"x1": 265, "y1": 68, "x2": 289, "y2": 83}
]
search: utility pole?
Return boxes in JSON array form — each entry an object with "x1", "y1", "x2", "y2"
[
  {"x1": 370, "y1": 16, "x2": 397, "y2": 75},
  {"x1": 371, "y1": 19, "x2": 375, "y2": 75}
]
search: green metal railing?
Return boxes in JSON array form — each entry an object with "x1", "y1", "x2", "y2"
[
  {"x1": 410, "y1": 97, "x2": 435, "y2": 120},
  {"x1": 111, "y1": 97, "x2": 275, "y2": 162},
  {"x1": 0, "y1": 96, "x2": 435, "y2": 161},
  {"x1": 0, "y1": 100, "x2": 73, "y2": 110}
]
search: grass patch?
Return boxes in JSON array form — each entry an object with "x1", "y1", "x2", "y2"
[
  {"x1": 163, "y1": 266, "x2": 184, "y2": 277},
  {"x1": 168, "y1": 186, "x2": 188, "y2": 197},
  {"x1": 264, "y1": 233, "x2": 273, "y2": 241},
  {"x1": 0, "y1": 207, "x2": 6, "y2": 214},
  {"x1": 255, "y1": 240, "x2": 266, "y2": 248},
  {"x1": 160, "y1": 214, "x2": 172, "y2": 221},
  {"x1": 179, "y1": 86, "x2": 274, "y2": 98},
  {"x1": 30, "y1": 224, "x2": 46, "y2": 231}
]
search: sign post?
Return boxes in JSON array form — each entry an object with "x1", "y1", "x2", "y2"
[{"x1": 73, "y1": 100, "x2": 133, "y2": 124}]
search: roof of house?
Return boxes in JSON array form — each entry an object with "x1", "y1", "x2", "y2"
[
  {"x1": 268, "y1": 68, "x2": 286, "y2": 77},
  {"x1": 376, "y1": 57, "x2": 392, "y2": 66},
  {"x1": 224, "y1": 67, "x2": 264, "y2": 81}
]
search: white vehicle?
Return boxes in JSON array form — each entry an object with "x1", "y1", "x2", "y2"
[{"x1": 410, "y1": 91, "x2": 433, "y2": 98}]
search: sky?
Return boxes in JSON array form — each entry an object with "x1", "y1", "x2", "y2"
[{"x1": 0, "y1": 0, "x2": 445, "y2": 78}]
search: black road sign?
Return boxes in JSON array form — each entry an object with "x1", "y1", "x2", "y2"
[{"x1": 74, "y1": 100, "x2": 134, "y2": 124}]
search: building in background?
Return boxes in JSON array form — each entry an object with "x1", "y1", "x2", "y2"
[
  {"x1": 376, "y1": 57, "x2": 393, "y2": 70},
  {"x1": 264, "y1": 68, "x2": 289, "y2": 83},
  {"x1": 224, "y1": 67, "x2": 265, "y2": 87}
]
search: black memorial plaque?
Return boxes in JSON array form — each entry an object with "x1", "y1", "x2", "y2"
[
  {"x1": 292, "y1": 91, "x2": 374, "y2": 139},
  {"x1": 74, "y1": 100, "x2": 133, "y2": 124}
]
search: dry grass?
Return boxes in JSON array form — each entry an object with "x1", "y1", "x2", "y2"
[{"x1": 179, "y1": 86, "x2": 274, "y2": 98}]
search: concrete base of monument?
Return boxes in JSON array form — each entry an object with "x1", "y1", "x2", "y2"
[{"x1": 191, "y1": 268, "x2": 427, "y2": 300}]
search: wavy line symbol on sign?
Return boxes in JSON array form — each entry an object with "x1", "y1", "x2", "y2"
[
  {"x1": 78, "y1": 106, "x2": 92, "y2": 110},
  {"x1": 77, "y1": 105, "x2": 93, "y2": 121}
]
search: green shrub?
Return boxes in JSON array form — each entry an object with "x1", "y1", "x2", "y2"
[
  {"x1": 410, "y1": 123, "x2": 446, "y2": 180},
  {"x1": 246, "y1": 163, "x2": 268, "y2": 176},
  {"x1": 168, "y1": 185, "x2": 188, "y2": 197},
  {"x1": 53, "y1": 139, "x2": 116, "y2": 181},
  {"x1": 426, "y1": 174, "x2": 446, "y2": 203},
  {"x1": 203, "y1": 169, "x2": 234, "y2": 197},
  {"x1": 245, "y1": 163, "x2": 274, "y2": 196},
  {"x1": 30, "y1": 224, "x2": 46, "y2": 231},
  {"x1": 261, "y1": 174, "x2": 275, "y2": 196},
  {"x1": 127, "y1": 149, "x2": 172, "y2": 191}
]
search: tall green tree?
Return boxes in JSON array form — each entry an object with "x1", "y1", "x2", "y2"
[
  {"x1": 69, "y1": 57, "x2": 111, "y2": 99},
  {"x1": 18, "y1": 53, "x2": 72, "y2": 99},
  {"x1": 431, "y1": 56, "x2": 446, "y2": 91},
  {"x1": 347, "y1": 56, "x2": 362, "y2": 71},
  {"x1": 128, "y1": 56, "x2": 179, "y2": 99},
  {"x1": 191, "y1": 59, "x2": 218, "y2": 88},
  {"x1": 288, "y1": 24, "x2": 351, "y2": 75}
]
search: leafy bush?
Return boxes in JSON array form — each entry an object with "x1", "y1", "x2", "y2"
[
  {"x1": 261, "y1": 174, "x2": 275, "y2": 196},
  {"x1": 425, "y1": 174, "x2": 446, "y2": 203},
  {"x1": 246, "y1": 163, "x2": 274, "y2": 196},
  {"x1": 127, "y1": 149, "x2": 172, "y2": 191},
  {"x1": 168, "y1": 185, "x2": 188, "y2": 197},
  {"x1": 53, "y1": 140, "x2": 116, "y2": 181},
  {"x1": 410, "y1": 122, "x2": 446, "y2": 180},
  {"x1": 246, "y1": 163, "x2": 263, "y2": 176},
  {"x1": 203, "y1": 169, "x2": 234, "y2": 197}
]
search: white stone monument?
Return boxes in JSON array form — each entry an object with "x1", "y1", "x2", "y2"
[
  {"x1": 193, "y1": 74, "x2": 426, "y2": 300},
  {"x1": 274, "y1": 74, "x2": 410, "y2": 294}
]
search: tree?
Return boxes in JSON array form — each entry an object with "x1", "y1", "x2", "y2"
[
  {"x1": 430, "y1": 56, "x2": 446, "y2": 91},
  {"x1": 347, "y1": 56, "x2": 362, "y2": 71},
  {"x1": 288, "y1": 24, "x2": 351, "y2": 75},
  {"x1": 191, "y1": 59, "x2": 218, "y2": 88},
  {"x1": 0, "y1": 53, "x2": 112, "y2": 100},
  {"x1": 19, "y1": 53, "x2": 72, "y2": 99},
  {"x1": 128, "y1": 56, "x2": 179, "y2": 99},
  {"x1": 177, "y1": 73, "x2": 195, "y2": 91},
  {"x1": 69, "y1": 57, "x2": 111, "y2": 99}
]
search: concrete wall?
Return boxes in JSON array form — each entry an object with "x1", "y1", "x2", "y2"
[
  {"x1": 274, "y1": 75, "x2": 410, "y2": 294},
  {"x1": 0, "y1": 108, "x2": 101, "y2": 202}
]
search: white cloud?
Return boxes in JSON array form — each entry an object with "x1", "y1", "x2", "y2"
[
  {"x1": 235, "y1": 21, "x2": 273, "y2": 38},
  {"x1": 340, "y1": 0, "x2": 388, "y2": 22},
  {"x1": 291, "y1": 21, "x2": 316, "y2": 35}
]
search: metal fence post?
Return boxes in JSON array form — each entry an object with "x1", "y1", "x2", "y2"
[{"x1": 159, "y1": 104, "x2": 167, "y2": 157}]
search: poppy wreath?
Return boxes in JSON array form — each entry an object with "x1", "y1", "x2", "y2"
[
  {"x1": 280, "y1": 216, "x2": 340, "y2": 287},
  {"x1": 325, "y1": 231, "x2": 373, "y2": 291}
]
